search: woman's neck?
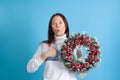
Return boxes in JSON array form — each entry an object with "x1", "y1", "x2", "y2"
[{"x1": 54, "y1": 34, "x2": 66, "y2": 40}]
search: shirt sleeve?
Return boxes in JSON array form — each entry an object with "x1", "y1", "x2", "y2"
[
  {"x1": 78, "y1": 72, "x2": 87, "y2": 78},
  {"x1": 27, "y1": 43, "x2": 47, "y2": 73}
]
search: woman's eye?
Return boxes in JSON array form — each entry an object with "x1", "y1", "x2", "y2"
[
  {"x1": 52, "y1": 22, "x2": 56, "y2": 25},
  {"x1": 60, "y1": 22, "x2": 63, "y2": 24}
]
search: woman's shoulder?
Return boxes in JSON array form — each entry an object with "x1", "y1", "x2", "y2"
[
  {"x1": 39, "y1": 40, "x2": 49, "y2": 47},
  {"x1": 36, "y1": 41, "x2": 49, "y2": 53}
]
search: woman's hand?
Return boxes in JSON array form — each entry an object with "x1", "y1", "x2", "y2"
[
  {"x1": 41, "y1": 43, "x2": 57, "y2": 60},
  {"x1": 45, "y1": 43, "x2": 57, "y2": 58}
]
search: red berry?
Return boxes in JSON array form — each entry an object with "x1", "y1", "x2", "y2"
[
  {"x1": 89, "y1": 55, "x2": 94, "y2": 60},
  {"x1": 84, "y1": 62, "x2": 89, "y2": 68},
  {"x1": 95, "y1": 58, "x2": 100, "y2": 62}
]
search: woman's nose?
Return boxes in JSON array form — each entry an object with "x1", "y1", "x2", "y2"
[{"x1": 56, "y1": 23, "x2": 60, "y2": 28}]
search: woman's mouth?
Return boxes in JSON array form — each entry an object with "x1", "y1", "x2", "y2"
[{"x1": 56, "y1": 30, "x2": 60, "y2": 32}]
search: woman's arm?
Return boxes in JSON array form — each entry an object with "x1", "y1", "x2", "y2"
[
  {"x1": 78, "y1": 71, "x2": 87, "y2": 78},
  {"x1": 27, "y1": 43, "x2": 57, "y2": 73},
  {"x1": 27, "y1": 43, "x2": 46, "y2": 73}
]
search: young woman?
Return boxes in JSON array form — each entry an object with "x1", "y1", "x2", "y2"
[{"x1": 27, "y1": 13, "x2": 86, "y2": 80}]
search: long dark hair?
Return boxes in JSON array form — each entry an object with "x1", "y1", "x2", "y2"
[{"x1": 43, "y1": 13, "x2": 69, "y2": 45}]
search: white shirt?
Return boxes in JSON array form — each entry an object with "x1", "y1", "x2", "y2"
[{"x1": 27, "y1": 34, "x2": 87, "y2": 80}]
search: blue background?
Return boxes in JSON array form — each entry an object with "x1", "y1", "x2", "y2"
[{"x1": 0, "y1": 0, "x2": 120, "y2": 80}]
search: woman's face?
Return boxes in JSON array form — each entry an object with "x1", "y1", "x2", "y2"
[{"x1": 51, "y1": 15, "x2": 66, "y2": 36}]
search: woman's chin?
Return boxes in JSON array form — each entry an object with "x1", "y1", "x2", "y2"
[{"x1": 55, "y1": 34, "x2": 64, "y2": 36}]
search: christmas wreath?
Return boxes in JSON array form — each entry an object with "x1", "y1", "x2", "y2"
[{"x1": 61, "y1": 33, "x2": 100, "y2": 73}]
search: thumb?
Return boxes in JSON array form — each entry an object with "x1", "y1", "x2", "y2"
[{"x1": 50, "y1": 43, "x2": 54, "y2": 48}]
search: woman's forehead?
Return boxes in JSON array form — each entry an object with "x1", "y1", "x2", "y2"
[{"x1": 52, "y1": 15, "x2": 63, "y2": 22}]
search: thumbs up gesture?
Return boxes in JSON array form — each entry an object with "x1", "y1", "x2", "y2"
[
  {"x1": 41, "y1": 43, "x2": 57, "y2": 60},
  {"x1": 45, "y1": 43, "x2": 57, "y2": 58}
]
